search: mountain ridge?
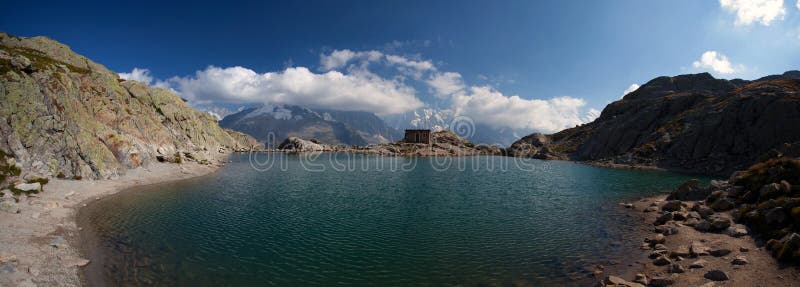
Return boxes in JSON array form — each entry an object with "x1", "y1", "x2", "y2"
[
  {"x1": 0, "y1": 32, "x2": 260, "y2": 181},
  {"x1": 507, "y1": 70, "x2": 800, "y2": 176}
]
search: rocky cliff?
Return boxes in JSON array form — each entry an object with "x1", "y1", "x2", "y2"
[
  {"x1": 507, "y1": 71, "x2": 800, "y2": 176},
  {"x1": 0, "y1": 32, "x2": 259, "y2": 181}
]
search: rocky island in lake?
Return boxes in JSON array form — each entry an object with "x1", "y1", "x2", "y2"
[{"x1": 2, "y1": 2, "x2": 800, "y2": 287}]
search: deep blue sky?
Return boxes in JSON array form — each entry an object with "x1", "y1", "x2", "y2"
[{"x1": 2, "y1": 0, "x2": 799, "y2": 121}]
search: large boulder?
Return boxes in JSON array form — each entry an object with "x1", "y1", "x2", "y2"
[
  {"x1": 14, "y1": 182, "x2": 41, "y2": 192},
  {"x1": 667, "y1": 179, "x2": 710, "y2": 201},
  {"x1": 277, "y1": 137, "x2": 327, "y2": 151},
  {"x1": 704, "y1": 270, "x2": 730, "y2": 281}
]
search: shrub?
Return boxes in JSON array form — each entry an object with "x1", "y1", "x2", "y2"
[{"x1": 733, "y1": 158, "x2": 800, "y2": 192}]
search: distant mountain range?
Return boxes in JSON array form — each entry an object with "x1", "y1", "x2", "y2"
[
  {"x1": 507, "y1": 70, "x2": 800, "y2": 176},
  {"x1": 219, "y1": 104, "x2": 401, "y2": 146},
  {"x1": 221, "y1": 105, "x2": 523, "y2": 147}
]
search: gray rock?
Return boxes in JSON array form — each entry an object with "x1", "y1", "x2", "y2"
[
  {"x1": 704, "y1": 269, "x2": 730, "y2": 281},
  {"x1": 779, "y1": 180, "x2": 792, "y2": 193},
  {"x1": 10, "y1": 54, "x2": 31, "y2": 70},
  {"x1": 633, "y1": 273, "x2": 648, "y2": 286},
  {"x1": 710, "y1": 247, "x2": 732, "y2": 257},
  {"x1": 731, "y1": 256, "x2": 748, "y2": 265},
  {"x1": 684, "y1": 217, "x2": 701, "y2": 227},
  {"x1": 14, "y1": 182, "x2": 41, "y2": 192},
  {"x1": 669, "y1": 245, "x2": 690, "y2": 258},
  {"x1": 710, "y1": 179, "x2": 729, "y2": 190},
  {"x1": 759, "y1": 183, "x2": 782, "y2": 200},
  {"x1": 694, "y1": 220, "x2": 712, "y2": 232},
  {"x1": 764, "y1": 207, "x2": 787, "y2": 225},
  {"x1": 653, "y1": 244, "x2": 669, "y2": 251},
  {"x1": 654, "y1": 225, "x2": 678, "y2": 235},
  {"x1": 648, "y1": 277, "x2": 675, "y2": 287},
  {"x1": 668, "y1": 179, "x2": 710, "y2": 201},
  {"x1": 690, "y1": 241, "x2": 710, "y2": 256},
  {"x1": 648, "y1": 233, "x2": 666, "y2": 244},
  {"x1": 48, "y1": 236, "x2": 67, "y2": 248},
  {"x1": 0, "y1": 200, "x2": 19, "y2": 214},
  {"x1": 655, "y1": 212, "x2": 674, "y2": 225},
  {"x1": 695, "y1": 205, "x2": 714, "y2": 219},
  {"x1": 710, "y1": 198, "x2": 734, "y2": 211},
  {"x1": 653, "y1": 255, "x2": 672, "y2": 266},
  {"x1": 649, "y1": 250, "x2": 669, "y2": 259},
  {"x1": 661, "y1": 200, "x2": 683, "y2": 212},
  {"x1": 727, "y1": 226, "x2": 748, "y2": 237},
  {"x1": 606, "y1": 275, "x2": 645, "y2": 287},
  {"x1": 667, "y1": 263, "x2": 686, "y2": 273},
  {"x1": 709, "y1": 216, "x2": 731, "y2": 231},
  {"x1": 689, "y1": 259, "x2": 708, "y2": 268}
]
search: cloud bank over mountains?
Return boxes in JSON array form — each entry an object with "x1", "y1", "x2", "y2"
[{"x1": 120, "y1": 49, "x2": 599, "y2": 134}]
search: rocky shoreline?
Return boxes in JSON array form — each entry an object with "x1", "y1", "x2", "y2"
[
  {"x1": 599, "y1": 159, "x2": 800, "y2": 287},
  {"x1": 0, "y1": 153, "x2": 232, "y2": 287}
]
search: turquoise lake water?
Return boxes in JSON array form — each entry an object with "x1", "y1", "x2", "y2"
[{"x1": 82, "y1": 153, "x2": 706, "y2": 286}]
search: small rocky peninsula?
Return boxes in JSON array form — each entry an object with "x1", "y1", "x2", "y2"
[{"x1": 276, "y1": 130, "x2": 503, "y2": 156}]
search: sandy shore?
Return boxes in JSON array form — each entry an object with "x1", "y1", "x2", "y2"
[
  {"x1": 600, "y1": 194, "x2": 800, "y2": 287},
  {"x1": 0, "y1": 154, "x2": 229, "y2": 287}
]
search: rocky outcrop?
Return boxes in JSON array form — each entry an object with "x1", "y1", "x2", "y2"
[
  {"x1": 660, "y1": 157, "x2": 800, "y2": 263},
  {"x1": 503, "y1": 132, "x2": 565, "y2": 160},
  {"x1": 276, "y1": 130, "x2": 503, "y2": 156},
  {"x1": 277, "y1": 137, "x2": 326, "y2": 151},
  {"x1": 507, "y1": 71, "x2": 800, "y2": 176},
  {"x1": 0, "y1": 32, "x2": 259, "y2": 180}
]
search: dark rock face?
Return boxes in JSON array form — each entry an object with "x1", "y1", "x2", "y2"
[
  {"x1": 508, "y1": 71, "x2": 800, "y2": 176},
  {"x1": 504, "y1": 132, "x2": 564, "y2": 159}
]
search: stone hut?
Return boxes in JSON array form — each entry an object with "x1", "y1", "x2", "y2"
[{"x1": 404, "y1": 129, "x2": 431, "y2": 144}]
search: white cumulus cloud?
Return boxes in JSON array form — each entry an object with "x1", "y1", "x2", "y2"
[
  {"x1": 385, "y1": 55, "x2": 435, "y2": 71},
  {"x1": 319, "y1": 49, "x2": 383, "y2": 71},
  {"x1": 169, "y1": 66, "x2": 423, "y2": 115},
  {"x1": 149, "y1": 48, "x2": 599, "y2": 134},
  {"x1": 320, "y1": 50, "x2": 436, "y2": 79},
  {"x1": 622, "y1": 83, "x2": 640, "y2": 98},
  {"x1": 692, "y1": 51, "x2": 738, "y2": 74},
  {"x1": 118, "y1": 68, "x2": 154, "y2": 85},
  {"x1": 720, "y1": 0, "x2": 786, "y2": 26},
  {"x1": 427, "y1": 72, "x2": 465, "y2": 97},
  {"x1": 450, "y1": 86, "x2": 592, "y2": 133},
  {"x1": 583, "y1": 108, "x2": 601, "y2": 123}
]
